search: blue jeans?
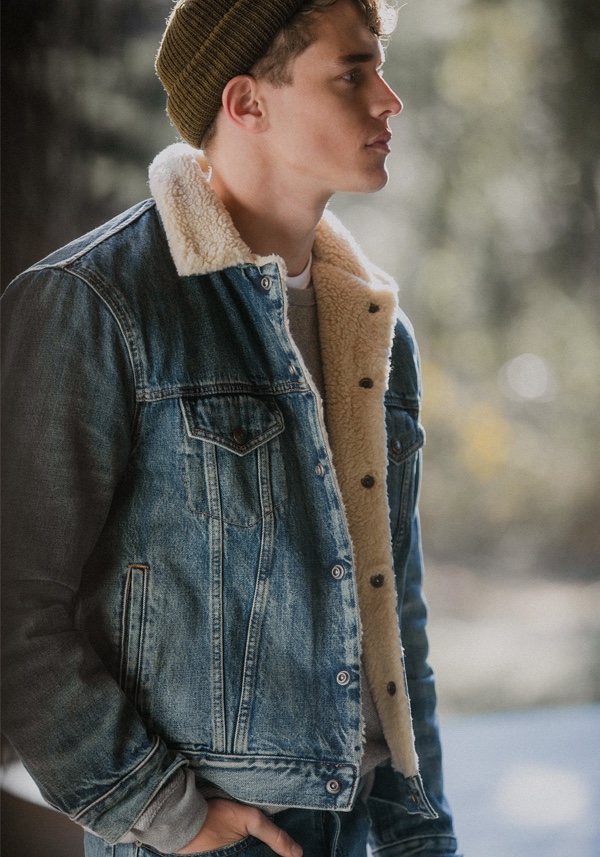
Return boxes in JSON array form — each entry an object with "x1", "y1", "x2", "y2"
[{"x1": 84, "y1": 802, "x2": 371, "y2": 857}]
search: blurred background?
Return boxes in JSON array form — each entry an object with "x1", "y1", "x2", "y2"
[{"x1": 2, "y1": 0, "x2": 599, "y2": 855}]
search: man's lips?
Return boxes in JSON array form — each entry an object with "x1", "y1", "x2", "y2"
[{"x1": 366, "y1": 132, "x2": 392, "y2": 153}]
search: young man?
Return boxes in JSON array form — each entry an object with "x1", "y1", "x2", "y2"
[{"x1": 1, "y1": 1, "x2": 459, "y2": 855}]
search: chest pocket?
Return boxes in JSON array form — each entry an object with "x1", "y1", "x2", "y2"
[
  {"x1": 180, "y1": 394, "x2": 287, "y2": 527},
  {"x1": 385, "y1": 401, "x2": 425, "y2": 549}
]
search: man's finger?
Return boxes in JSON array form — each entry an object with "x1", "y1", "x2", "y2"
[{"x1": 246, "y1": 810, "x2": 303, "y2": 857}]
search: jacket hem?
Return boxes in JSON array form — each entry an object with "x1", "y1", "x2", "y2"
[{"x1": 188, "y1": 752, "x2": 361, "y2": 812}]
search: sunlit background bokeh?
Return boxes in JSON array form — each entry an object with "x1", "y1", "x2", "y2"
[{"x1": 2, "y1": 1, "x2": 599, "y2": 855}]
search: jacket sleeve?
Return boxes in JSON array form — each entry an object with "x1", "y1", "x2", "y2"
[
  {"x1": 0, "y1": 267, "x2": 195, "y2": 844},
  {"x1": 366, "y1": 322, "x2": 460, "y2": 856}
]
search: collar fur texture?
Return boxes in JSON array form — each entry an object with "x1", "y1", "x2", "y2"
[{"x1": 149, "y1": 143, "x2": 420, "y2": 779}]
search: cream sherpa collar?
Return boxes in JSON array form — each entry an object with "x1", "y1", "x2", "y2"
[
  {"x1": 149, "y1": 142, "x2": 394, "y2": 290},
  {"x1": 149, "y1": 142, "x2": 421, "y2": 782}
]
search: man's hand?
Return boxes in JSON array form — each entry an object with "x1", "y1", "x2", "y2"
[{"x1": 175, "y1": 798, "x2": 303, "y2": 856}]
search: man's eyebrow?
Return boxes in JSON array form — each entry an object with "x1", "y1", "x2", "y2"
[
  {"x1": 334, "y1": 50, "x2": 385, "y2": 67},
  {"x1": 335, "y1": 51, "x2": 385, "y2": 65}
]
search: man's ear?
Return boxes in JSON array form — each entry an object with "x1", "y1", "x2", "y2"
[{"x1": 221, "y1": 75, "x2": 266, "y2": 134}]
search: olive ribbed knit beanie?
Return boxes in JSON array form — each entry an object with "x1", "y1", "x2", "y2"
[{"x1": 156, "y1": 0, "x2": 307, "y2": 148}]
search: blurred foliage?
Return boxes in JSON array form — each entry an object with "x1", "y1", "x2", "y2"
[
  {"x1": 1, "y1": 0, "x2": 172, "y2": 286},
  {"x1": 2, "y1": 0, "x2": 599, "y2": 578}
]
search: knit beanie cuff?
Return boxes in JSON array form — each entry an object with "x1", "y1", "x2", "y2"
[{"x1": 156, "y1": 0, "x2": 306, "y2": 148}]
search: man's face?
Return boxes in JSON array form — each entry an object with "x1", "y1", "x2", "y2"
[{"x1": 257, "y1": 0, "x2": 402, "y2": 202}]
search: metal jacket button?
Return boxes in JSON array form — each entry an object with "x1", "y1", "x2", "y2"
[
  {"x1": 331, "y1": 564, "x2": 345, "y2": 580},
  {"x1": 315, "y1": 462, "x2": 325, "y2": 478},
  {"x1": 361, "y1": 475, "x2": 375, "y2": 489},
  {"x1": 261, "y1": 276, "x2": 272, "y2": 290},
  {"x1": 336, "y1": 670, "x2": 351, "y2": 686},
  {"x1": 326, "y1": 779, "x2": 342, "y2": 794},
  {"x1": 390, "y1": 438, "x2": 402, "y2": 454}
]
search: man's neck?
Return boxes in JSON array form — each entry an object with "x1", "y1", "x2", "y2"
[{"x1": 208, "y1": 154, "x2": 326, "y2": 277}]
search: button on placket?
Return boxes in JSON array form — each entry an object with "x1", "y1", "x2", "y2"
[
  {"x1": 315, "y1": 462, "x2": 325, "y2": 478},
  {"x1": 260, "y1": 275, "x2": 272, "y2": 290},
  {"x1": 336, "y1": 670, "x2": 351, "y2": 686},
  {"x1": 331, "y1": 564, "x2": 345, "y2": 580}
]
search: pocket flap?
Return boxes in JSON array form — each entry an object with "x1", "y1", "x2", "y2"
[
  {"x1": 181, "y1": 394, "x2": 285, "y2": 456},
  {"x1": 386, "y1": 406, "x2": 426, "y2": 465}
]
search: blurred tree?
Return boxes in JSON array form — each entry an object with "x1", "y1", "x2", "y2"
[
  {"x1": 549, "y1": 0, "x2": 600, "y2": 308},
  {"x1": 1, "y1": 0, "x2": 171, "y2": 287}
]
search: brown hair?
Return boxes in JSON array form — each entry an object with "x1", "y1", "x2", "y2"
[
  {"x1": 203, "y1": 0, "x2": 397, "y2": 148},
  {"x1": 252, "y1": 0, "x2": 397, "y2": 85}
]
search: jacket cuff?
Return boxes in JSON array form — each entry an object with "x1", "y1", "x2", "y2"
[{"x1": 118, "y1": 767, "x2": 207, "y2": 853}]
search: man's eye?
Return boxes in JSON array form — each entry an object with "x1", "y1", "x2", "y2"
[{"x1": 342, "y1": 70, "x2": 360, "y2": 83}]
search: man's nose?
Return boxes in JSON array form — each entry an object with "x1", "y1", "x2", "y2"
[{"x1": 376, "y1": 78, "x2": 403, "y2": 117}]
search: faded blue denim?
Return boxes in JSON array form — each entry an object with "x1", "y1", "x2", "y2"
[{"x1": 1, "y1": 200, "x2": 457, "y2": 855}]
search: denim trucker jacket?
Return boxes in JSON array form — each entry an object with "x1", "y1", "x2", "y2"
[{"x1": 1, "y1": 143, "x2": 457, "y2": 853}]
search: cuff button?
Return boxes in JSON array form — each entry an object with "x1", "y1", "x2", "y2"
[{"x1": 326, "y1": 778, "x2": 342, "y2": 794}]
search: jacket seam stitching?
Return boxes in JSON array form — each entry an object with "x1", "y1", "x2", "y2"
[
  {"x1": 73, "y1": 736, "x2": 163, "y2": 821},
  {"x1": 59, "y1": 267, "x2": 144, "y2": 434},
  {"x1": 372, "y1": 833, "x2": 458, "y2": 844}
]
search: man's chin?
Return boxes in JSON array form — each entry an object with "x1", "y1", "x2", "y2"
[{"x1": 338, "y1": 169, "x2": 390, "y2": 195}]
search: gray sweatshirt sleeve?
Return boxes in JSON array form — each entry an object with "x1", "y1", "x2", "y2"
[{"x1": 118, "y1": 768, "x2": 208, "y2": 852}]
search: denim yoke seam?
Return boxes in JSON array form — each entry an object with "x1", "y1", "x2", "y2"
[
  {"x1": 232, "y1": 441, "x2": 276, "y2": 754},
  {"x1": 139, "y1": 378, "x2": 305, "y2": 401},
  {"x1": 207, "y1": 441, "x2": 227, "y2": 753},
  {"x1": 391, "y1": 448, "x2": 422, "y2": 554},
  {"x1": 64, "y1": 266, "x2": 146, "y2": 445},
  {"x1": 384, "y1": 389, "x2": 424, "y2": 555}
]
